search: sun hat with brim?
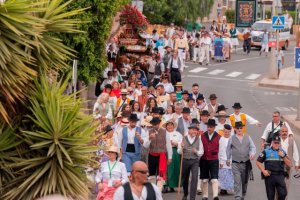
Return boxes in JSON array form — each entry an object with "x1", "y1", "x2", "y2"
[
  {"x1": 120, "y1": 118, "x2": 129, "y2": 126},
  {"x1": 232, "y1": 102, "x2": 242, "y2": 109},
  {"x1": 215, "y1": 110, "x2": 229, "y2": 118},
  {"x1": 163, "y1": 120, "x2": 177, "y2": 128},
  {"x1": 150, "y1": 117, "x2": 161, "y2": 125},
  {"x1": 188, "y1": 123, "x2": 199, "y2": 130},
  {"x1": 107, "y1": 146, "x2": 120, "y2": 154},
  {"x1": 129, "y1": 113, "x2": 139, "y2": 122},
  {"x1": 121, "y1": 89, "x2": 128, "y2": 95},
  {"x1": 235, "y1": 121, "x2": 244, "y2": 128},
  {"x1": 175, "y1": 82, "x2": 183, "y2": 87},
  {"x1": 207, "y1": 119, "x2": 217, "y2": 126},
  {"x1": 141, "y1": 116, "x2": 153, "y2": 127}
]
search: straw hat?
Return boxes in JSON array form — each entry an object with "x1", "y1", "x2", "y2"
[
  {"x1": 175, "y1": 82, "x2": 183, "y2": 87},
  {"x1": 215, "y1": 110, "x2": 229, "y2": 118},
  {"x1": 163, "y1": 119, "x2": 177, "y2": 129},
  {"x1": 107, "y1": 146, "x2": 120, "y2": 154},
  {"x1": 141, "y1": 116, "x2": 153, "y2": 127},
  {"x1": 121, "y1": 89, "x2": 128, "y2": 95}
]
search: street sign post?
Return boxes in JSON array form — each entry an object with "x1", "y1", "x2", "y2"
[
  {"x1": 272, "y1": 16, "x2": 285, "y2": 29},
  {"x1": 295, "y1": 47, "x2": 300, "y2": 71}
]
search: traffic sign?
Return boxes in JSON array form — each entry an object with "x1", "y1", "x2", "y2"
[
  {"x1": 272, "y1": 16, "x2": 285, "y2": 29},
  {"x1": 295, "y1": 47, "x2": 300, "y2": 71}
]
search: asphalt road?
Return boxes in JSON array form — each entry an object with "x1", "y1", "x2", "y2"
[{"x1": 162, "y1": 43, "x2": 300, "y2": 200}]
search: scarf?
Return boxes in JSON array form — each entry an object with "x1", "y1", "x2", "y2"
[{"x1": 149, "y1": 152, "x2": 167, "y2": 180}]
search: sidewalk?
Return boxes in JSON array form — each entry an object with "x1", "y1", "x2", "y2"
[{"x1": 258, "y1": 67, "x2": 299, "y2": 90}]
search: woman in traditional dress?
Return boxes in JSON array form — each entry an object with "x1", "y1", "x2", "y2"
[
  {"x1": 97, "y1": 125, "x2": 116, "y2": 163},
  {"x1": 214, "y1": 33, "x2": 224, "y2": 62},
  {"x1": 229, "y1": 25, "x2": 239, "y2": 53},
  {"x1": 162, "y1": 120, "x2": 182, "y2": 193},
  {"x1": 222, "y1": 33, "x2": 232, "y2": 62},
  {"x1": 132, "y1": 101, "x2": 145, "y2": 126},
  {"x1": 218, "y1": 124, "x2": 234, "y2": 195},
  {"x1": 93, "y1": 93, "x2": 113, "y2": 131},
  {"x1": 215, "y1": 110, "x2": 232, "y2": 137},
  {"x1": 95, "y1": 146, "x2": 128, "y2": 200},
  {"x1": 174, "y1": 82, "x2": 183, "y2": 101},
  {"x1": 163, "y1": 105, "x2": 175, "y2": 122}
]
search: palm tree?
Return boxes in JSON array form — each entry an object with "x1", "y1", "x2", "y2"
[{"x1": 0, "y1": 0, "x2": 98, "y2": 199}]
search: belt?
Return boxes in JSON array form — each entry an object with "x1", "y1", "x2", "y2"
[
  {"x1": 171, "y1": 68, "x2": 179, "y2": 71},
  {"x1": 269, "y1": 171, "x2": 285, "y2": 175},
  {"x1": 178, "y1": 47, "x2": 185, "y2": 50},
  {"x1": 148, "y1": 72, "x2": 154, "y2": 75}
]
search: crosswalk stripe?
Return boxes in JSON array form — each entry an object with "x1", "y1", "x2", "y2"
[
  {"x1": 189, "y1": 67, "x2": 207, "y2": 73},
  {"x1": 245, "y1": 74, "x2": 261, "y2": 80},
  {"x1": 225, "y1": 71, "x2": 243, "y2": 78},
  {"x1": 207, "y1": 69, "x2": 225, "y2": 75}
]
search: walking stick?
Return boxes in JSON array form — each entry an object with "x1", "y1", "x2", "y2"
[{"x1": 177, "y1": 150, "x2": 184, "y2": 200}]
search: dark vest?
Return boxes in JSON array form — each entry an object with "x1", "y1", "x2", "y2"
[
  {"x1": 154, "y1": 62, "x2": 163, "y2": 76},
  {"x1": 183, "y1": 136, "x2": 200, "y2": 159},
  {"x1": 201, "y1": 131, "x2": 220, "y2": 160},
  {"x1": 123, "y1": 182, "x2": 156, "y2": 200},
  {"x1": 149, "y1": 128, "x2": 167, "y2": 153}
]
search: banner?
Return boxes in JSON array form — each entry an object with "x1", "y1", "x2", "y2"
[{"x1": 235, "y1": 0, "x2": 257, "y2": 28}]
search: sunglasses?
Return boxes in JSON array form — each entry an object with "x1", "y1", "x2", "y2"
[{"x1": 134, "y1": 170, "x2": 149, "y2": 174}]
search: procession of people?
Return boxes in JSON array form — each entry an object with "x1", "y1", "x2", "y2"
[{"x1": 92, "y1": 19, "x2": 300, "y2": 200}]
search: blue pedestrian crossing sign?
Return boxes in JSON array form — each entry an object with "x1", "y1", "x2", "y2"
[
  {"x1": 295, "y1": 47, "x2": 300, "y2": 71},
  {"x1": 272, "y1": 16, "x2": 285, "y2": 29}
]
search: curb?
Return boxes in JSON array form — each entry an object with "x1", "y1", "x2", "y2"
[{"x1": 258, "y1": 77, "x2": 299, "y2": 91}]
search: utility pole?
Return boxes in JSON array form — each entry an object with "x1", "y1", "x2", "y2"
[{"x1": 268, "y1": 0, "x2": 278, "y2": 79}]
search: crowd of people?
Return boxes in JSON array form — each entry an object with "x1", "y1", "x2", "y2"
[{"x1": 92, "y1": 20, "x2": 299, "y2": 200}]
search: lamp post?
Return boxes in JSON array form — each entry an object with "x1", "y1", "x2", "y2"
[{"x1": 268, "y1": 0, "x2": 282, "y2": 79}]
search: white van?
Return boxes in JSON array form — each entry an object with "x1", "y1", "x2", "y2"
[{"x1": 251, "y1": 19, "x2": 290, "y2": 50}]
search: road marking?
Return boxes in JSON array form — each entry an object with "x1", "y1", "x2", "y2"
[
  {"x1": 187, "y1": 75, "x2": 255, "y2": 82},
  {"x1": 189, "y1": 67, "x2": 207, "y2": 73},
  {"x1": 290, "y1": 107, "x2": 297, "y2": 112},
  {"x1": 207, "y1": 69, "x2": 225, "y2": 75},
  {"x1": 275, "y1": 107, "x2": 297, "y2": 112},
  {"x1": 225, "y1": 71, "x2": 243, "y2": 77},
  {"x1": 245, "y1": 73, "x2": 261, "y2": 80}
]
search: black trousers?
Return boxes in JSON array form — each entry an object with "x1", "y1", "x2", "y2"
[
  {"x1": 243, "y1": 38, "x2": 251, "y2": 54},
  {"x1": 265, "y1": 174, "x2": 287, "y2": 200},
  {"x1": 199, "y1": 159, "x2": 219, "y2": 180},
  {"x1": 148, "y1": 154, "x2": 159, "y2": 176},
  {"x1": 171, "y1": 69, "x2": 181, "y2": 85},
  {"x1": 181, "y1": 158, "x2": 199, "y2": 200}
]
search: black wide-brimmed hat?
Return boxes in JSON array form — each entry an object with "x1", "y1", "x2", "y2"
[
  {"x1": 182, "y1": 107, "x2": 191, "y2": 114},
  {"x1": 188, "y1": 123, "x2": 199, "y2": 130},
  {"x1": 207, "y1": 119, "x2": 217, "y2": 126},
  {"x1": 158, "y1": 107, "x2": 165, "y2": 115},
  {"x1": 151, "y1": 107, "x2": 160, "y2": 114},
  {"x1": 188, "y1": 97, "x2": 195, "y2": 102},
  {"x1": 192, "y1": 118, "x2": 200, "y2": 124},
  {"x1": 216, "y1": 105, "x2": 228, "y2": 113},
  {"x1": 209, "y1": 93, "x2": 217, "y2": 100},
  {"x1": 129, "y1": 113, "x2": 139, "y2": 122},
  {"x1": 150, "y1": 117, "x2": 161, "y2": 125},
  {"x1": 197, "y1": 93, "x2": 204, "y2": 100},
  {"x1": 235, "y1": 121, "x2": 244, "y2": 128},
  {"x1": 232, "y1": 102, "x2": 242, "y2": 109},
  {"x1": 201, "y1": 110, "x2": 210, "y2": 116},
  {"x1": 224, "y1": 124, "x2": 232, "y2": 130}
]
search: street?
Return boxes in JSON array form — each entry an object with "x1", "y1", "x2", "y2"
[{"x1": 163, "y1": 43, "x2": 300, "y2": 200}]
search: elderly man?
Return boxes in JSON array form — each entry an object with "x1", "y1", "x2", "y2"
[
  {"x1": 204, "y1": 94, "x2": 220, "y2": 118},
  {"x1": 114, "y1": 161, "x2": 163, "y2": 200},
  {"x1": 177, "y1": 107, "x2": 192, "y2": 136},
  {"x1": 178, "y1": 123, "x2": 204, "y2": 200},
  {"x1": 261, "y1": 111, "x2": 293, "y2": 149},
  {"x1": 226, "y1": 122, "x2": 256, "y2": 200}
]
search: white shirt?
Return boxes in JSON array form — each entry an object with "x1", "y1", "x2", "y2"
[
  {"x1": 231, "y1": 113, "x2": 259, "y2": 125},
  {"x1": 200, "y1": 37, "x2": 212, "y2": 45},
  {"x1": 166, "y1": 130, "x2": 183, "y2": 144},
  {"x1": 93, "y1": 102, "x2": 113, "y2": 120},
  {"x1": 177, "y1": 135, "x2": 204, "y2": 157},
  {"x1": 158, "y1": 82, "x2": 174, "y2": 94},
  {"x1": 95, "y1": 161, "x2": 128, "y2": 184},
  {"x1": 219, "y1": 137, "x2": 231, "y2": 169},
  {"x1": 281, "y1": 138, "x2": 299, "y2": 166},
  {"x1": 118, "y1": 126, "x2": 147, "y2": 148},
  {"x1": 113, "y1": 183, "x2": 163, "y2": 200},
  {"x1": 261, "y1": 121, "x2": 293, "y2": 140},
  {"x1": 276, "y1": 50, "x2": 284, "y2": 61}
]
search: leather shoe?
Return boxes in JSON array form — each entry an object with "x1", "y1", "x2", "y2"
[
  {"x1": 169, "y1": 188, "x2": 175, "y2": 193},
  {"x1": 162, "y1": 186, "x2": 168, "y2": 193},
  {"x1": 182, "y1": 196, "x2": 188, "y2": 200},
  {"x1": 202, "y1": 198, "x2": 208, "y2": 200},
  {"x1": 213, "y1": 197, "x2": 219, "y2": 200}
]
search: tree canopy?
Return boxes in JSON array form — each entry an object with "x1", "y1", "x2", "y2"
[{"x1": 143, "y1": 0, "x2": 215, "y2": 26}]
